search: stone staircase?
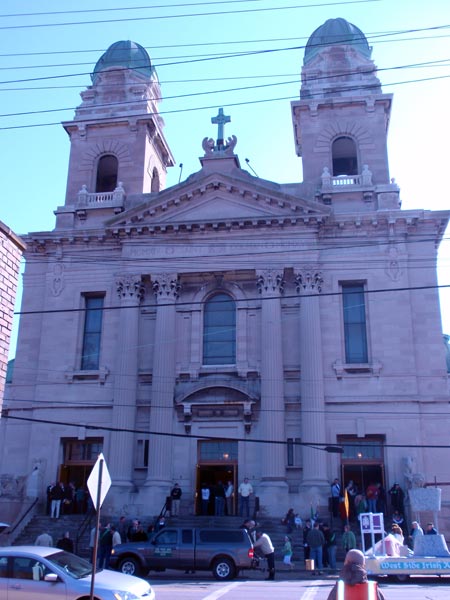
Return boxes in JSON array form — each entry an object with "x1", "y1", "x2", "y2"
[
  {"x1": 13, "y1": 513, "x2": 94, "y2": 558},
  {"x1": 11, "y1": 511, "x2": 350, "y2": 565}
]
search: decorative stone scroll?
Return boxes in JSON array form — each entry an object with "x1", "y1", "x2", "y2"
[
  {"x1": 256, "y1": 269, "x2": 285, "y2": 295},
  {"x1": 51, "y1": 262, "x2": 65, "y2": 297},
  {"x1": 116, "y1": 274, "x2": 145, "y2": 302},
  {"x1": 294, "y1": 267, "x2": 323, "y2": 293},
  {"x1": 202, "y1": 135, "x2": 237, "y2": 156},
  {"x1": 152, "y1": 273, "x2": 181, "y2": 300}
]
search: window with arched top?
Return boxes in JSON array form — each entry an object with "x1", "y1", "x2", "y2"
[
  {"x1": 332, "y1": 136, "x2": 358, "y2": 176},
  {"x1": 203, "y1": 293, "x2": 236, "y2": 365},
  {"x1": 96, "y1": 154, "x2": 118, "y2": 192},
  {"x1": 151, "y1": 167, "x2": 160, "y2": 192}
]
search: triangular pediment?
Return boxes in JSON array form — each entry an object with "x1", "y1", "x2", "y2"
[{"x1": 106, "y1": 170, "x2": 330, "y2": 233}]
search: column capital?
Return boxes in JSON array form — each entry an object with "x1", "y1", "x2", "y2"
[
  {"x1": 256, "y1": 269, "x2": 285, "y2": 296},
  {"x1": 116, "y1": 274, "x2": 144, "y2": 302},
  {"x1": 152, "y1": 273, "x2": 181, "y2": 301},
  {"x1": 294, "y1": 266, "x2": 323, "y2": 294}
]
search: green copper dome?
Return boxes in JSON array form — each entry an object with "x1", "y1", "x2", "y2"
[
  {"x1": 304, "y1": 18, "x2": 371, "y2": 64},
  {"x1": 91, "y1": 40, "x2": 153, "y2": 83}
]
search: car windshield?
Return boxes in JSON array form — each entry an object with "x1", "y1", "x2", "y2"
[{"x1": 46, "y1": 551, "x2": 93, "y2": 579}]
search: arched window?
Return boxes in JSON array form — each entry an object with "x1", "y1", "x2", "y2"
[
  {"x1": 203, "y1": 293, "x2": 236, "y2": 365},
  {"x1": 96, "y1": 154, "x2": 118, "y2": 193},
  {"x1": 332, "y1": 136, "x2": 358, "y2": 176},
  {"x1": 151, "y1": 167, "x2": 160, "y2": 192}
]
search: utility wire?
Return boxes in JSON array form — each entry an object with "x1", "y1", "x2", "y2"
[
  {"x1": 2, "y1": 413, "x2": 449, "y2": 450},
  {"x1": 2, "y1": 73, "x2": 450, "y2": 131},
  {"x1": 1, "y1": 30, "x2": 449, "y2": 61},
  {"x1": 0, "y1": 0, "x2": 373, "y2": 19},
  {"x1": 2, "y1": 23, "x2": 450, "y2": 86},
  {"x1": 13, "y1": 283, "x2": 450, "y2": 317},
  {"x1": 0, "y1": 0, "x2": 381, "y2": 31},
  {"x1": 2, "y1": 58, "x2": 449, "y2": 120}
]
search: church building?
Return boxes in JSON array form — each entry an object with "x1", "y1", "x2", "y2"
[{"x1": 2, "y1": 19, "x2": 449, "y2": 520}]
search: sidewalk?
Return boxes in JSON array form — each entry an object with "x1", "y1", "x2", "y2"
[{"x1": 157, "y1": 562, "x2": 341, "y2": 582}]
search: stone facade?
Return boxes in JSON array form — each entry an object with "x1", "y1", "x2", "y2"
[{"x1": 2, "y1": 24, "x2": 450, "y2": 522}]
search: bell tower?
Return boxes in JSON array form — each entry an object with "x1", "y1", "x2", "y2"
[
  {"x1": 62, "y1": 41, "x2": 174, "y2": 207},
  {"x1": 292, "y1": 19, "x2": 399, "y2": 210}
]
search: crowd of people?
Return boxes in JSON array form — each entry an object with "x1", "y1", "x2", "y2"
[
  {"x1": 197, "y1": 477, "x2": 253, "y2": 516},
  {"x1": 39, "y1": 475, "x2": 436, "y2": 585},
  {"x1": 46, "y1": 481, "x2": 90, "y2": 518}
]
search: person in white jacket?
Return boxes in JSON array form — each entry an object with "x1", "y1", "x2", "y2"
[
  {"x1": 254, "y1": 531, "x2": 275, "y2": 580},
  {"x1": 35, "y1": 531, "x2": 53, "y2": 546}
]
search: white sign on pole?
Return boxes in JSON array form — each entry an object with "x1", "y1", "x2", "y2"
[{"x1": 87, "y1": 453, "x2": 112, "y2": 510}]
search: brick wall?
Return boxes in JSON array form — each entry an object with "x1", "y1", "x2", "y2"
[{"x1": 0, "y1": 221, "x2": 25, "y2": 402}]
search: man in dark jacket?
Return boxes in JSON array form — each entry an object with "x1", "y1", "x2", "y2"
[
  {"x1": 388, "y1": 483, "x2": 405, "y2": 515},
  {"x1": 306, "y1": 521, "x2": 325, "y2": 574},
  {"x1": 170, "y1": 483, "x2": 182, "y2": 516},
  {"x1": 327, "y1": 549, "x2": 385, "y2": 600}
]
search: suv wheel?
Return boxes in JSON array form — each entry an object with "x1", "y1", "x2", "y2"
[
  {"x1": 212, "y1": 557, "x2": 236, "y2": 580},
  {"x1": 118, "y1": 557, "x2": 142, "y2": 577}
]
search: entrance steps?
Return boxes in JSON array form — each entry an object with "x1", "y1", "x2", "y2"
[
  {"x1": 11, "y1": 511, "x2": 353, "y2": 565},
  {"x1": 12, "y1": 513, "x2": 92, "y2": 558}
]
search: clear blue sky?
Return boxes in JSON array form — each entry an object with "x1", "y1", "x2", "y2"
[{"x1": 1, "y1": 0, "x2": 449, "y2": 356}]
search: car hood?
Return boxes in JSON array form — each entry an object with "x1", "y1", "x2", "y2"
[{"x1": 81, "y1": 568, "x2": 152, "y2": 595}]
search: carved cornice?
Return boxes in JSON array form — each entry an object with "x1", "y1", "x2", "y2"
[
  {"x1": 152, "y1": 273, "x2": 181, "y2": 300},
  {"x1": 294, "y1": 267, "x2": 323, "y2": 293},
  {"x1": 116, "y1": 274, "x2": 145, "y2": 302},
  {"x1": 256, "y1": 269, "x2": 285, "y2": 296}
]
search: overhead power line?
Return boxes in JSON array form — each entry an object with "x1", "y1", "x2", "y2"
[
  {"x1": 3, "y1": 414, "x2": 450, "y2": 451},
  {"x1": 2, "y1": 58, "x2": 450, "y2": 120},
  {"x1": 0, "y1": 0, "x2": 374, "y2": 20},
  {"x1": 1, "y1": 72, "x2": 450, "y2": 132},
  {"x1": 2, "y1": 23, "x2": 449, "y2": 86},
  {"x1": 0, "y1": 0, "x2": 381, "y2": 30},
  {"x1": 13, "y1": 283, "x2": 450, "y2": 317},
  {"x1": 1, "y1": 29, "x2": 449, "y2": 61}
]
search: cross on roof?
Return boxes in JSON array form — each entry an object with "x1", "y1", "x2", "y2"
[{"x1": 211, "y1": 108, "x2": 230, "y2": 149}]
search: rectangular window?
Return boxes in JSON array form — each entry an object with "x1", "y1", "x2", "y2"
[
  {"x1": 63, "y1": 439, "x2": 103, "y2": 463},
  {"x1": 338, "y1": 436, "x2": 384, "y2": 461},
  {"x1": 135, "y1": 439, "x2": 149, "y2": 468},
  {"x1": 203, "y1": 294, "x2": 236, "y2": 365},
  {"x1": 342, "y1": 283, "x2": 368, "y2": 363},
  {"x1": 198, "y1": 440, "x2": 238, "y2": 461},
  {"x1": 81, "y1": 295, "x2": 104, "y2": 370},
  {"x1": 287, "y1": 438, "x2": 302, "y2": 467}
]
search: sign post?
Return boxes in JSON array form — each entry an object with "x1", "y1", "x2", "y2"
[
  {"x1": 87, "y1": 453, "x2": 111, "y2": 600},
  {"x1": 360, "y1": 512, "x2": 385, "y2": 555}
]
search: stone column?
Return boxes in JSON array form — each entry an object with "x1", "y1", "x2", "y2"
[
  {"x1": 256, "y1": 269, "x2": 288, "y2": 511},
  {"x1": 145, "y1": 273, "x2": 180, "y2": 512},
  {"x1": 109, "y1": 274, "x2": 144, "y2": 488},
  {"x1": 295, "y1": 267, "x2": 328, "y2": 486}
]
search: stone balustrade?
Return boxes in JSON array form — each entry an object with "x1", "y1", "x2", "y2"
[
  {"x1": 321, "y1": 165, "x2": 373, "y2": 191},
  {"x1": 76, "y1": 182, "x2": 125, "y2": 209}
]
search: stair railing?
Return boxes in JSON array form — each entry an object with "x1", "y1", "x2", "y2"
[
  {"x1": 75, "y1": 508, "x2": 95, "y2": 555},
  {"x1": 0, "y1": 497, "x2": 39, "y2": 546}
]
